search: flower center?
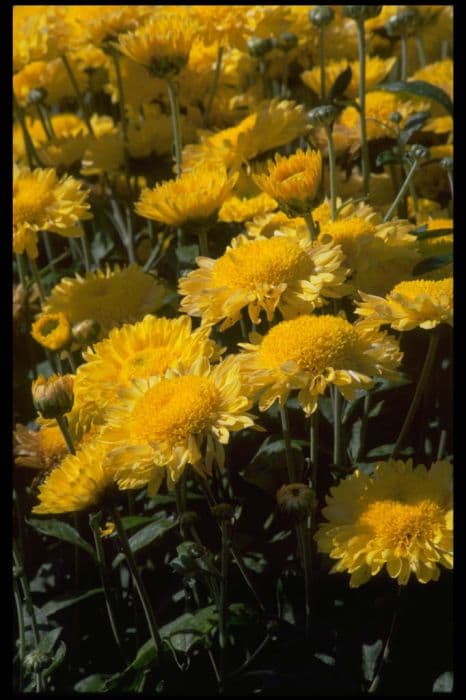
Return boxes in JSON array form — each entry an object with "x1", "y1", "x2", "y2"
[
  {"x1": 259, "y1": 315, "x2": 359, "y2": 374},
  {"x1": 212, "y1": 238, "x2": 314, "y2": 290},
  {"x1": 131, "y1": 375, "x2": 220, "y2": 444},
  {"x1": 391, "y1": 278, "x2": 452, "y2": 302},
  {"x1": 13, "y1": 177, "x2": 54, "y2": 225},
  {"x1": 358, "y1": 498, "x2": 443, "y2": 549},
  {"x1": 123, "y1": 347, "x2": 176, "y2": 383}
]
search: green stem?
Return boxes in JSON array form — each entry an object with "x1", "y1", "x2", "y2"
[
  {"x1": 203, "y1": 45, "x2": 224, "y2": 127},
  {"x1": 392, "y1": 332, "x2": 440, "y2": 458},
  {"x1": 368, "y1": 587, "x2": 402, "y2": 693},
  {"x1": 14, "y1": 577, "x2": 25, "y2": 691},
  {"x1": 218, "y1": 521, "x2": 230, "y2": 694},
  {"x1": 356, "y1": 392, "x2": 371, "y2": 462},
  {"x1": 124, "y1": 205, "x2": 136, "y2": 264},
  {"x1": 356, "y1": 19, "x2": 370, "y2": 199},
  {"x1": 447, "y1": 171, "x2": 453, "y2": 204},
  {"x1": 15, "y1": 253, "x2": 27, "y2": 288},
  {"x1": 42, "y1": 232, "x2": 56, "y2": 278},
  {"x1": 89, "y1": 513, "x2": 125, "y2": 659},
  {"x1": 61, "y1": 53, "x2": 94, "y2": 136},
  {"x1": 296, "y1": 522, "x2": 311, "y2": 638},
  {"x1": 112, "y1": 506, "x2": 164, "y2": 658},
  {"x1": 324, "y1": 125, "x2": 337, "y2": 221},
  {"x1": 415, "y1": 34, "x2": 426, "y2": 67},
  {"x1": 198, "y1": 229, "x2": 209, "y2": 257},
  {"x1": 166, "y1": 78, "x2": 183, "y2": 177},
  {"x1": 28, "y1": 258, "x2": 46, "y2": 303},
  {"x1": 332, "y1": 387, "x2": 343, "y2": 466},
  {"x1": 319, "y1": 27, "x2": 326, "y2": 100},
  {"x1": 383, "y1": 159, "x2": 419, "y2": 222},
  {"x1": 309, "y1": 411, "x2": 319, "y2": 491},
  {"x1": 280, "y1": 405, "x2": 297, "y2": 481},
  {"x1": 304, "y1": 211, "x2": 318, "y2": 242},
  {"x1": 81, "y1": 229, "x2": 91, "y2": 272},
  {"x1": 65, "y1": 350, "x2": 77, "y2": 373},
  {"x1": 437, "y1": 429, "x2": 447, "y2": 461},
  {"x1": 55, "y1": 416, "x2": 76, "y2": 455},
  {"x1": 35, "y1": 102, "x2": 53, "y2": 141},
  {"x1": 111, "y1": 49, "x2": 128, "y2": 143},
  {"x1": 281, "y1": 60, "x2": 289, "y2": 98},
  {"x1": 13, "y1": 93, "x2": 44, "y2": 168},
  {"x1": 400, "y1": 34, "x2": 408, "y2": 81}
]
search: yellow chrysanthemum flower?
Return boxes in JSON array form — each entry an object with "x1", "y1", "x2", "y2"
[
  {"x1": 136, "y1": 167, "x2": 238, "y2": 229},
  {"x1": 13, "y1": 165, "x2": 92, "y2": 259},
  {"x1": 302, "y1": 57, "x2": 396, "y2": 100},
  {"x1": 411, "y1": 58, "x2": 453, "y2": 100},
  {"x1": 72, "y1": 315, "x2": 221, "y2": 431},
  {"x1": 33, "y1": 440, "x2": 115, "y2": 514},
  {"x1": 117, "y1": 13, "x2": 199, "y2": 77},
  {"x1": 37, "y1": 114, "x2": 90, "y2": 169},
  {"x1": 423, "y1": 115, "x2": 453, "y2": 136},
  {"x1": 13, "y1": 57, "x2": 88, "y2": 107},
  {"x1": 253, "y1": 149, "x2": 322, "y2": 216},
  {"x1": 238, "y1": 315, "x2": 402, "y2": 414},
  {"x1": 31, "y1": 312, "x2": 71, "y2": 351},
  {"x1": 417, "y1": 219, "x2": 453, "y2": 280},
  {"x1": 179, "y1": 231, "x2": 350, "y2": 330},
  {"x1": 80, "y1": 115, "x2": 125, "y2": 176},
  {"x1": 218, "y1": 193, "x2": 278, "y2": 223},
  {"x1": 182, "y1": 99, "x2": 307, "y2": 171},
  {"x1": 355, "y1": 278, "x2": 453, "y2": 331},
  {"x1": 102, "y1": 356, "x2": 256, "y2": 494},
  {"x1": 14, "y1": 423, "x2": 68, "y2": 471},
  {"x1": 105, "y1": 57, "x2": 164, "y2": 109},
  {"x1": 339, "y1": 91, "x2": 430, "y2": 141},
  {"x1": 318, "y1": 215, "x2": 420, "y2": 296},
  {"x1": 315, "y1": 459, "x2": 453, "y2": 587},
  {"x1": 192, "y1": 6, "x2": 250, "y2": 50},
  {"x1": 75, "y1": 5, "x2": 146, "y2": 48},
  {"x1": 13, "y1": 6, "x2": 74, "y2": 71},
  {"x1": 42, "y1": 264, "x2": 167, "y2": 337}
]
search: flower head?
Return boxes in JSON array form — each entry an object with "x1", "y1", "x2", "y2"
[
  {"x1": 219, "y1": 193, "x2": 277, "y2": 223},
  {"x1": 32, "y1": 374, "x2": 74, "y2": 420},
  {"x1": 31, "y1": 312, "x2": 71, "y2": 351},
  {"x1": 302, "y1": 56, "x2": 396, "y2": 100},
  {"x1": 179, "y1": 231, "x2": 350, "y2": 330},
  {"x1": 102, "y1": 357, "x2": 256, "y2": 494},
  {"x1": 13, "y1": 165, "x2": 92, "y2": 259},
  {"x1": 238, "y1": 315, "x2": 402, "y2": 414},
  {"x1": 33, "y1": 440, "x2": 115, "y2": 514},
  {"x1": 315, "y1": 459, "x2": 453, "y2": 587},
  {"x1": 117, "y1": 13, "x2": 199, "y2": 77},
  {"x1": 355, "y1": 278, "x2": 453, "y2": 331},
  {"x1": 72, "y1": 315, "x2": 221, "y2": 431},
  {"x1": 14, "y1": 423, "x2": 68, "y2": 471},
  {"x1": 253, "y1": 149, "x2": 322, "y2": 216},
  {"x1": 136, "y1": 167, "x2": 238, "y2": 230},
  {"x1": 41, "y1": 264, "x2": 167, "y2": 337}
]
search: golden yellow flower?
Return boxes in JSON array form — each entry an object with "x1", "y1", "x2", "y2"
[
  {"x1": 417, "y1": 219, "x2": 453, "y2": 279},
  {"x1": 33, "y1": 440, "x2": 115, "y2": 514},
  {"x1": 339, "y1": 91, "x2": 430, "y2": 141},
  {"x1": 179, "y1": 231, "x2": 350, "y2": 330},
  {"x1": 355, "y1": 278, "x2": 453, "y2": 331},
  {"x1": 32, "y1": 374, "x2": 74, "y2": 420},
  {"x1": 31, "y1": 312, "x2": 71, "y2": 351},
  {"x1": 14, "y1": 423, "x2": 68, "y2": 471},
  {"x1": 13, "y1": 6, "x2": 75, "y2": 71},
  {"x1": 75, "y1": 5, "x2": 146, "y2": 48},
  {"x1": 72, "y1": 315, "x2": 221, "y2": 431},
  {"x1": 13, "y1": 165, "x2": 92, "y2": 259},
  {"x1": 105, "y1": 58, "x2": 165, "y2": 110},
  {"x1": 42, "y1": 264, "x2": 167, "y2": 337},
  {"x1": 318, "y1": 215, "x2": 420, "y2": 296},
  {"x1": 219, "y1": 193, "x2": 278, "y2": 223},
  {"x1": 253, "y1": 149, "x2": 322, "y2": 216},
  {"x1": 315, "y1": 459, "x2": 453, "y2": 587},
  {"x1": 192, "y1": 6, "x2": 250, "y2": 49},
  {"x1": 80, "y1": 115, "x2": 125, "y2": 176},
  {"x1": 411, "y1": 58, "x2": 453, "y2": 100},
  {"x1": 102, "y1": 356, "x2": 256, "y2": 494},
  {"x1": 423, "y1": 115, "x2": 453, "y2": 135},
  {"x1": 13, "y1": 57, "x2": 88, "y2": 107},
  {"x1": 117, "y1": 13, "x2": 199, "y2": 77},
  {"x1": 238, "y1": 315, "x2": 402, "y2": 414},
  {"x1": 302, "y1": 57, "x2": 396, "y2": 100},
  {"x1": 136, "y1": 167, "x2": 238, "y2": 229},
  {"x1": 182, "y1": 99, "x2": 308, "y2": 171},
  {"x1": 37, "y1": 114, "x2": 90, "y2": 169}
]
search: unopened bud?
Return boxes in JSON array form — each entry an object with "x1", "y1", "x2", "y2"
[
  {"x1": 343, "y1": 6, "x2": 383, "y2": 22},
  {"x1": 276, "y1": 483, "x2": 316, "y2": 521},
  {"x1": 23, "y1": 649, "x2": 50, "y2": 674},
  {"x1": 307, "y1": 105, "x2": 338, "y2": 128},
  {"x1": 389, "y1": 111, "x2": 402, "y2": 124},
  {"x1": 277, "y1": 32, "x2": 298, "y2": 52},
  {"x1": 32, "y1": 374, "x2": 74, "y2": 419},
  {"x1": 385, "y1": 9, "x2": 420, "y2": 37},
  {"x1": 71, "y1": 319, "x2": 101, "y2": 346},
  {"x1": 309, "y1": 6, "x2": 335, "y2": 28},
  {"x1": 409, "y1": 144, "x2": 430, "y2": 161},
  {"x1": 247, "y1": 36, "x2": 274, "y2": 58},
  {"x1": 440, "y1": 157, "x2": 453, "y2": 172},
  {"x1": 27, "y1": 87, "x2": 47, "y2": 105},
  {"x1": 31, "y1": 312, "x2": 71, "y2": 351}
]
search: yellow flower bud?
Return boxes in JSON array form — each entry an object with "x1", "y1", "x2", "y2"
[{"x1": 32, "y1": 374, "x2": 74, "y2": 419}]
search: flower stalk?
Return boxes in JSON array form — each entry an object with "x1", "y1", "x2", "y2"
[
  {"x1": 355, "y1": 19, "x2": 371, "y2": 199},
  {"x1": 203, "y1": 45, "x2": 224, "y2": 127},
  {"x1": 167, "y1": 78, "x2": 183, "y2": 177},
  {"x1": 61, "y1": 53, "x2": 95, "y2": 136},
  {"x1": 384, "y1": 159, "x2": 419, "y2": 222}
]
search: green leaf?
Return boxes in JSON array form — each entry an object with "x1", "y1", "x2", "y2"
[
  {"x1": 433, "y1": 671, "x2": 453, "y2": 693},
  {"x1": 112, "y1": 516, "x2": 178, "y2": 568},
  {"x1": 90, "y1": 228, "x2": 115, "y2": 264},
  {"x1": 176, "y1": 244, "x2": 199, "y2": 266},
  {"x1": 348, "y1": 418, "x2": 362, "y2": 462},
  {"x1": 374, "y1": 81, "x2": 453, "y2": 116},
  {"x1": 328, "y1": 65, "x2": 352, "y2": 101},
  {"x1": 74, "y1": 674, "x2": 113, "y2": 692},
  {"x1": 43, "y1": 641, "x2": 66, "y2": 678},
  {"x1": 38, "y1": 627, "x2": 62, "y2": 654},
  {"x1": 399, "y1": 110, "x2": 431, "y2": 145},
  {"x1": 413, "y1": 253, "x2": 453, "y2": 275},
  {"x1": 243, "y1": 436, "x2": 306, "y2": 493},
  {"x1": 366, "y1": 444, "x2": 414, "y2": 459},
  {"x1": 40, "y1": 588, "x2": 103, "y2": 617},
  {"x1": 27, "y1": 518, "x2": 96, "y2": 560},
  {"x1": 362, "y1": 639, "x2": 383, "y2": 683},
  {"x1": 410, "y1": 225, "x2": 453, "y2": 241},
  {"x1": 120, "y1": 515, "x2": 163, "y2": 530}
]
